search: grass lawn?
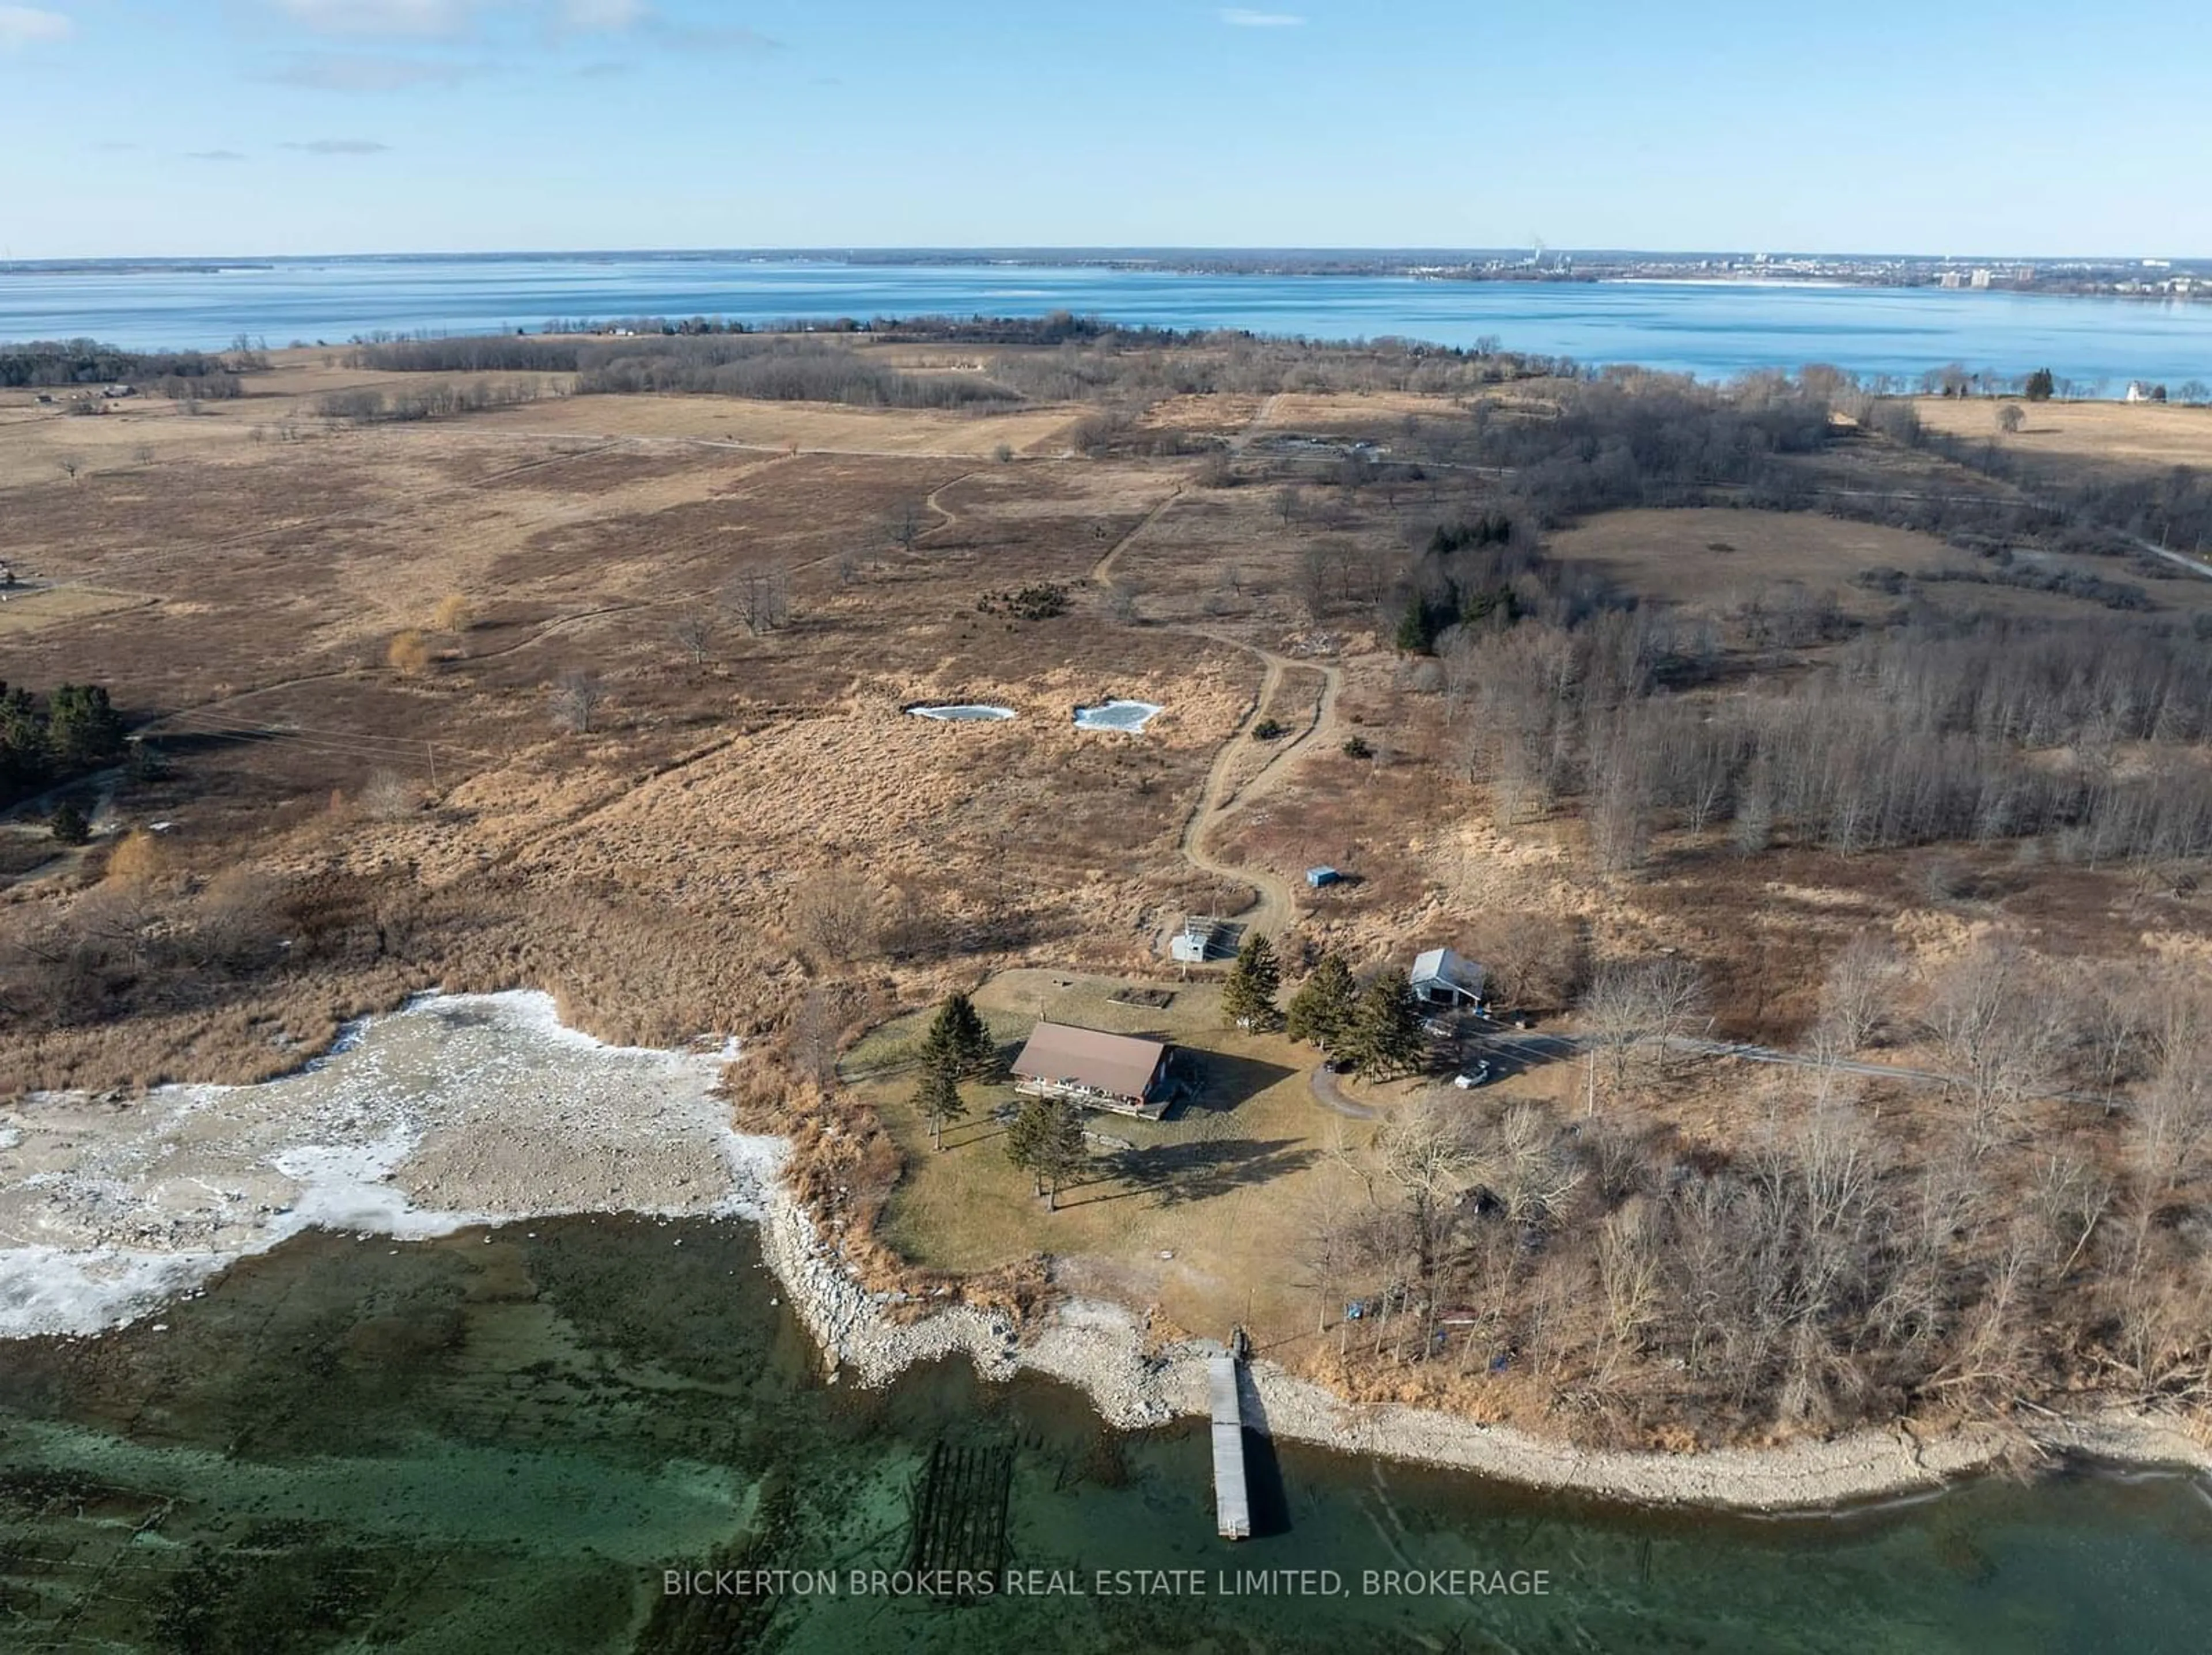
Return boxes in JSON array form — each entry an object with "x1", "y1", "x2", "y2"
[{"x1": 853, "y1": 968, "x2": 1374, "y2": 1348}]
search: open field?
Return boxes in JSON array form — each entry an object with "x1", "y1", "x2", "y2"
[
  {"x1": 1548, "y1": 505, "x2": 2212, "y2": 622},
  {"x1": 0, "y1": 584, "x2": 154, "y2": 635},
  {"x1": 1912, "y1": 394, "x2": 2212, "y2": 472},
  {"x1": 5, "y1": 343, "x2": 2210, "y2": 1453}
]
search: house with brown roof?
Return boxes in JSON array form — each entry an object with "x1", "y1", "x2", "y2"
[{"x1": 1011, "y1": 1021, "x2": 1174, "y2": 1118}]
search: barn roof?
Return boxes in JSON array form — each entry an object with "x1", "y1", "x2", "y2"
[
  {"x1": 1012, "y1": 1022, "x2": 1168, "y2": 1100},
  {"x1": 1411, "y1": 948, "x2": 1485, "y2": 992}
]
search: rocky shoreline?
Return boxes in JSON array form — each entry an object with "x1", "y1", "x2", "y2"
[
  {"x1": 7, "y1": 993, "x2": 2206, "y2": 1514},
  {"x1": 737, "y1": 1133, "x2": 2212, "y2": 1514}
]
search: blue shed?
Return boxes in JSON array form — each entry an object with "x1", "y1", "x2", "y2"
[{"x1": 1306, "y1": 866, "x2": 1341, "y2": 888}]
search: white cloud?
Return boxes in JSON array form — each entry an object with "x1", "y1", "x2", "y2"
[
  {"x1": 268, "y1": 0, "x2": 657, "y2": 35},
  {"x1": 186, "y1": 149, "x2": 251, "y2": 162},
  {"x1": 1219, "y1": 7, "x2": 1303, "y2": 25},
  {"x1": 0, "y1": 5, "x2": 71, "y2": 50},
  {"x1": 282, "y1": 137, "x2": 394, "y2": 153},
  {"x1": 560, "y1": 0, "x2": 643, "y2": 30},
  {"x1": 263, "y1": 52, "x2": 483, "y2": 88},
  {"x1": 269, "y1": 0, "x2": 495, "y2": 35}
]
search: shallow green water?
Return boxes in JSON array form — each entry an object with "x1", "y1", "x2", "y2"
[{"x1": 1, "y1": 1216, "x2": 2206, "y2": 1653}]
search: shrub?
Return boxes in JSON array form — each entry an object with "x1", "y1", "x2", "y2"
[
  {"x1": 977, "y1": 583, "x2": 1068, "y2": 621},
  {"x1": 104, "y1": 829, "x2": 164, "y2": 884},
  {"x1": 1252, "y1": 718, "x2": 1288, "y2": 741},
  {"x1": 49, "y1": 801, "x2": 90, "y2": 845},
  {"x1": 386, "y1": 630, "x2": 432, "y2": 675},
  {"x1": 1342, "y1": 734, "x2": 1374, "y2": 759},
  {"x1": 431, "y1": 593, "x2": 474, "y2": 633}
]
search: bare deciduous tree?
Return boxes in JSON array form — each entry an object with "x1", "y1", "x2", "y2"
[
  {"x1": 360, "y1": 769, "x2": 422, "y2": 821},
  {"x1": 1812, "y1": 933, "x2": 1901, "y2": 1060},
  {"x1": 787, "y1": 872, "x2": 876, "y2": 967},
  {"x1": 669, "y1": 607, "x2": 715, "y2": 666},
  {"x1": 1296, "y1": 543, "x2": 1332, "y2": 623},
  {"x1": 721, "y1": 565, "x2": 790, "y2": 637},
  {"x1": 550, "y1": 669, "x2": 606, "y2": 734},
  {"x1": 888, "y1": 501, "x2": 926, "y2": 555},
  {"x1": 1922, "y1": 942, "x2": 2061, "y2": 1152}
]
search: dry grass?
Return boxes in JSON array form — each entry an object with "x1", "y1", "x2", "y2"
[
  {"x1": 1549, "y1": 505, "x2": 2212, "y2": 622},
  {"x1": 0, "y1": 586, "x2": 154, "y2": 635},
  {"x1": 1912, "y1": 395, "x2": 2212, "y2": 472},
  {"x1": 855, "y1": 969, "x2": 1361, "y2": 1345},
  {"x1": 469, "y1": 389, "x2": 1082, "y2": 457}
]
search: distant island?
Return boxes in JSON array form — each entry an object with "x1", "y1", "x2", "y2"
[{"x1": 3, "y1": 248, "x2": 2205, "y2": 304}]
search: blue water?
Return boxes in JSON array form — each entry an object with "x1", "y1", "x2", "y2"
[
  {"x1": 6, "y1": 1217, "x2": 2210, "y2": 1652},
  {"x1": 6, "y1": 255, "x2": 2212, "y2": 386}
]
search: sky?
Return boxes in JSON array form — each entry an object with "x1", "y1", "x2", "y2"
[{"x1": 3, "y1": 0, "x2": 2210, "y2": 260}]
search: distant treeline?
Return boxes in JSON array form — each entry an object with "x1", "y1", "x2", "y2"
[
  {"x1": 0, "y1": 682, "x2": 128, "y2": 806},
  {"x1": 349, "y1": 334, "x2": 1020, "y2": 410},
  {"x1": 314, "y1": 377, "x2": 551, "y2": 426},
  {"x1": 346, "y1": 314, "x2": 1568, "y2": 408},
  {"x1": 1, "y1": 339, "x2": 251, "y2": 394},
  {"x1": 1402, "y1": 524, "x2": 2212, "y2": 867}
]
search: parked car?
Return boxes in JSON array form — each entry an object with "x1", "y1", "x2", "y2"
[{"x1": 1451, "y1": 1061, "x2": 1493, "y2": 1089}]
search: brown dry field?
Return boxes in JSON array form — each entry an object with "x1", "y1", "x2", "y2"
[
  {"x1": 1912, "y1": 393, "x2": 2212, "y2": 472},
  {"x1": 6, "y1": 366, "x2": 2210, "y2": 1372},
  {"x1": 1550, "y1": 505, "x2": 2212, "y2": 623}
]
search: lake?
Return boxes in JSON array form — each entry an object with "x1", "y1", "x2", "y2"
[
  {"x1": 6, "y1": 255, "x2": 2212, "y2": 387},
  {"x1": 2, "y1": 1214, "x2": 2207, "y2": 1652}
]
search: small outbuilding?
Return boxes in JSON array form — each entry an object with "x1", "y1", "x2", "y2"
[
  {"x1": 1012, "y1": 1021, "x2": 1173, "y2": 1117},
  {"x1": 1305, "y1": 866, "x2": 1342, "y2": 888},
  {"x1": 1169, "y1": 917, "x2": 1218, "y2": 964},
  {"x1": 1410, "y1": 947, "x2": 1487, "y2": 1010}
]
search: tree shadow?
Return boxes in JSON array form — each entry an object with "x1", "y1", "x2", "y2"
[
  {"x1": 1074, "y1": 1137, "x2": 1317, "y2": 1209},
  {"x1": 1174, "y1": 1051, "x2": 1297, "y2": 1117}
]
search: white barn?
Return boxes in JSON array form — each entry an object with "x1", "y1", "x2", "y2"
[{"x1": 1410, "y1": 948, "x2": 1486, "y2": 1009}]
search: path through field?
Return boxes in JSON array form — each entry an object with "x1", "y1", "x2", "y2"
[{"x1": 1083, "y1": 488, "x2": 1344, "y2": 950}]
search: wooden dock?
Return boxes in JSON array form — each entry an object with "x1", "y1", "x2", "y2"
[
  {"x1": 1209, "y1": 1355, "x2": 1252, "y2": 1540},
  {"x1": 905, "y1": 1438, "x2": 1014, "y2": 1595}
]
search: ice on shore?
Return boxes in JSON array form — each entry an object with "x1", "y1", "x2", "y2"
[{"x1": 0, "y1": 991, "x2": 751, "y2": 1339}]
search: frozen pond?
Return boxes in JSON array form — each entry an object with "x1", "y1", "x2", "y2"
[
  {"x1": 1073, "y1": 699, "x2": 1163, "y2": 732},
  {"x1": 907, "y1": 703, "x2": 1017, "y2": 722}
]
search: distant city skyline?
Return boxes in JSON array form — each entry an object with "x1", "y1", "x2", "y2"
[{"x1": 5, "y1": 1, "x2": 2210, "y2": 260}]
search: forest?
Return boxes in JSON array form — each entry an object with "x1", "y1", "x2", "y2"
[{"x1": 0, "y1": 682, "x2": 128, "y2": 807}]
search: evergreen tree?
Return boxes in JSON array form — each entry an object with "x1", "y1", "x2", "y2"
[
  {"x1": 1284, "y1": 952, "x2": 1357, "y2": 1050},
  {"x1": 2024, "y1": 367, "x2": 2055, "y2": 403},
  {"x1": 1394, "y1": 592, "x2": 1440, "y2": 654},
  {"x1": 48, "y1": 800, "x2": 90, "y2": 846},
  {"x1": 1222, "y1": 931, "x2": 1283, "y2": 1030},
  {"x1": 1025, "y1": 1098, "x2": 1089, "y2": 1212},
  {"x1": 0, "y1": 685, "x2": 45, "y2": 797},
  {"x1": 46, "y1": 684, "x2": 126, "y2": 772},
  {"x1": 912, "y1": 1052, "x2": 968, "y2": 1151},
  {"x1": 921, "y1": 990, "x2": 999, "y2": 1080},
  {"x1": 1341, "y1": 969, "x2": 1429, "y2": 1080},
  {"x1": 1004, "y1": 1095, "x2": 1047, "y2": 1195}
]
